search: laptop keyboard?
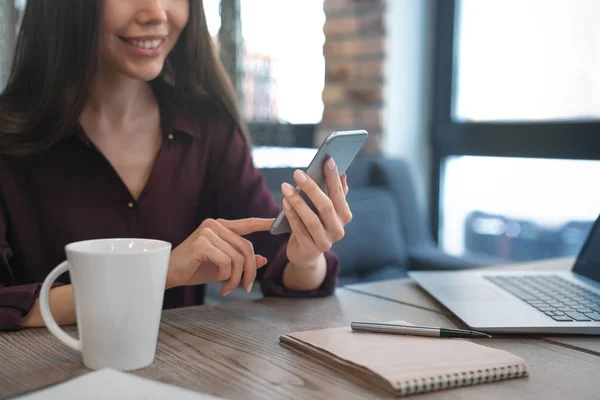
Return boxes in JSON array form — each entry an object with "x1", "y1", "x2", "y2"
[{"x1": 484, "y1": 275, "x2": 600, "y2": 322}]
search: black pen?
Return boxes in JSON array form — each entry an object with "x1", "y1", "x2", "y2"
[{"x1": 351, "y1": 321, "x2": 492, "y2": 339}]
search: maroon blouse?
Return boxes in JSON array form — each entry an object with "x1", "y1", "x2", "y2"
[{"x1": 0, "y1": 95, "x2": 339, "y2": 331}]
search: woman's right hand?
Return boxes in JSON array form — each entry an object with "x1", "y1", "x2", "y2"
[{"x1": 166, "y1": 218, "x2": 274, "y2": 295}]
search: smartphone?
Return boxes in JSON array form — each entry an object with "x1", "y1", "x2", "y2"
[{"x1": 270, "y1": 129, "x2": 368, "y2": 235}]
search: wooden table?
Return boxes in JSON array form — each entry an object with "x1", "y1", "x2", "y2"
[{"x1": 2, "y1": 258, "x2": 600, "y2": 399}]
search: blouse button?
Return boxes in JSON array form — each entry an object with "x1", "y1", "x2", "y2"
[
  {"x1": 167, "y1": 133, "x2": 174, "y2": 140},
  {"x1": 127, "y1": 202, "x2": 135, "y2": 208}
]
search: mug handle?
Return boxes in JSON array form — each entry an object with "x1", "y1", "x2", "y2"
[{"x1": 39, "y1": 261, "x2": 82, "y2": 352}]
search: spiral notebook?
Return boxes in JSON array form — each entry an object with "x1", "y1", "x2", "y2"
[{"x1": 280, "y1": 320, "x2": 528, "y2": 397}]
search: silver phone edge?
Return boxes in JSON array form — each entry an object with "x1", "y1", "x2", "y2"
[{"x1": 324, "y1": 129, "x2": 369, "y2": 145}]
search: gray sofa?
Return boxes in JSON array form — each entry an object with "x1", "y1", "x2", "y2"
[
  {"x1": 261, "y1": 156, "x2": 501, "y2": 285},
  {"x1": 205, "y1": 155, "x2": 501, "y2": 303}
]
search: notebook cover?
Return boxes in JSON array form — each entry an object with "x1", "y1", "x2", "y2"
[{"x1": 280, "y1": 321, "x2": 528, "y2": 397}]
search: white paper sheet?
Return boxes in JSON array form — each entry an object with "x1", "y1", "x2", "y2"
[{"x1": 14, "y1": 368, "x2": 223, "y2": 400}]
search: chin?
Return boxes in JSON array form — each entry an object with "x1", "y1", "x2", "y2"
[
  {"x1": 115, "y1": 58, "x2": 165, "y2": 82},
  {"x1": 126, "y1": 66, "x2": 164, "y2": 82}
]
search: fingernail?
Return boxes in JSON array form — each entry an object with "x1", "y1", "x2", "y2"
[
  {"x1": 282, "y1": 198, "x2": 291, "y2": 210},
  {"x1": 259, "y1": 256, "x2": 268, "y2": 266},
  {"x1": 246, "y1": 281, "x2": 254, "y2": 293},
  {"x1": 327, "y1": 158, "x2": 336, "y2": 170},
  {"x1": 294, "y1": 169, "x2": 307, "y2": 183},
  {"x1": 282, "y1": 183, "x2": 294, "y2": 195},
  {"x1": 223, "y1": 288, "x2": 232, "y2": 296}
]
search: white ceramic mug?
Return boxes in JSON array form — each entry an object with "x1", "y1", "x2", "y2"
[{"x1": 39, "y1": 238, "x2": 171, "y2": 371}]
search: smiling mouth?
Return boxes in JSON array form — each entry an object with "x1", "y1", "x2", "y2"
[{"x1": 120, "y1": 37, "x2": 164, "y2": 49}]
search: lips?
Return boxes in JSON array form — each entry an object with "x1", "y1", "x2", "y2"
[
  {"x1": 119, "y1": 36, "x2": 165, "y2": 50},
  {"x1": 120, "y1": 37, "x2": 165, "y2": 50},
  {"x1": 130, "y1": 39, "x2": 162, "y2": 49}
]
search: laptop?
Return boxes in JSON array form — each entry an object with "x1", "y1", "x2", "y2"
[{"x1": 408, "y1": 215, "x2": 600, "y2": 334}]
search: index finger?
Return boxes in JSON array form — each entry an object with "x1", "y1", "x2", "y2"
[{"x1": 217, "y1": 218, "x2": 275, "y2": 235}]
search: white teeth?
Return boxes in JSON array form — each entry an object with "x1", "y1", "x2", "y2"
[{"x1": 129, "y1": 39, "x2": 161, "y2": 49}]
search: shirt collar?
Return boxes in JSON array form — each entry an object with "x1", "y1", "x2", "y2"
[
  {"x1": 154, "y1": 78, "x2": 201, "y2": 140},
  {"x1": 75, "y1": 77, "x2": 204, "y2": 146},
  {"x1": 73, "y1": 102, "x2": 201, "y2": 148},
  {"x1": 164, "y1": 105, "x2": 201, "y2": 139}
]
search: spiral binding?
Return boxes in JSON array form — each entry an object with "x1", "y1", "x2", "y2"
[{"x1": 396, "y1": 364, "x2": 528, "y2": 396}]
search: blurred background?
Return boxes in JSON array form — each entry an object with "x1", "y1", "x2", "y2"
[{"x1": 1, "y1": 0, "x2": 599, "y2": 270}]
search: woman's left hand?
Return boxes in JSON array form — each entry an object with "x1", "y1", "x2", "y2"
[{"x1": 281, "y1": 158, "x2": 352, "y2": 267}]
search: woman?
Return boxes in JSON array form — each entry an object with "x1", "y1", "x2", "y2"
[{"x1": 0, "y1": 0, "x2": 352, "y2": 331}]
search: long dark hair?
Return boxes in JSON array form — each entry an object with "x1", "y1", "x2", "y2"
[{"x1": 0, "y1": 0, "x2": 244, "y2": 156}]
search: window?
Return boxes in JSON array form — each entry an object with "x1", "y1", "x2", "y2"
[
  {"x1": 205, "y1": 1, "x2": 325, "y2": 151},
  {"x1": 205, "y1": 0, "x2": 325, "y2": 125},
  {"x1": 453, "y1": 0, "x2": 600, "y2": 122},
  {"x1": 0, "y1": 1, "x2": 24, "y2": 90},
  {"x1": 441, "y1": 156, "x2": 600, "y2": 261},
  {"x1": 431, "y1": 0, "x2": 600, "y2": 262}
]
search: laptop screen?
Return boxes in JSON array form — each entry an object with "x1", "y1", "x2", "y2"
[{"x1": 572, "y1": 214, "x2": 600, "y2": 283}]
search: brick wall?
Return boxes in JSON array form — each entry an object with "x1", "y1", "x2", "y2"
[{"x1": 317, "y1": 0, "x2": 385, "y2": 153}]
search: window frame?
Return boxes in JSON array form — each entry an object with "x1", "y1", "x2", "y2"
[
  {"x1": 248, "y1": 122, "x2": 316, "y2": 148},
  {"x1": 429, "y1": 0, "x2": 600, "y2": 241}
]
